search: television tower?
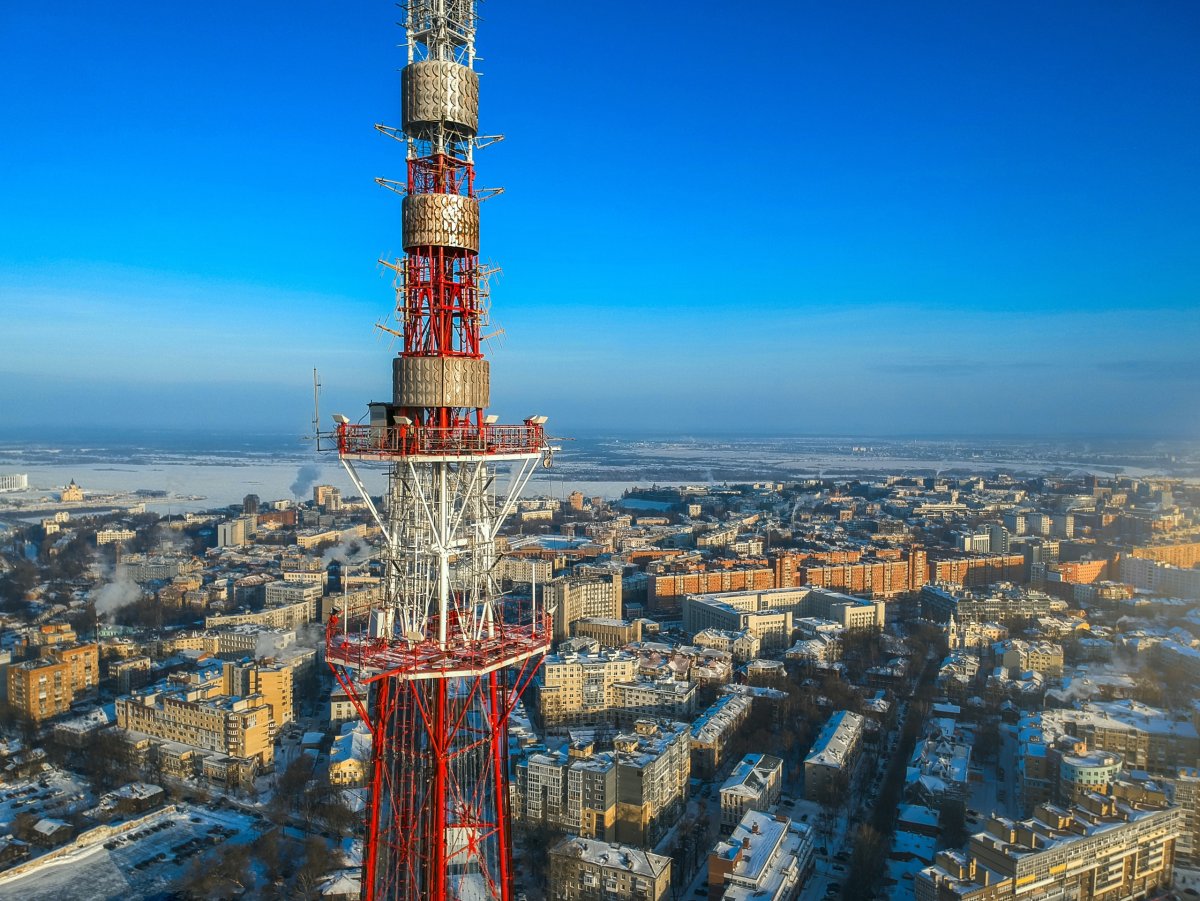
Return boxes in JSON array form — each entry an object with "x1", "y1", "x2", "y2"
[{"x1": 323, "y1": 3, "x2": 552, "y2": 899}]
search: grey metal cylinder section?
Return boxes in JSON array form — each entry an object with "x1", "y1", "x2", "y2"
[
  {"x1": 402, "y1": 60, "x2": 479, "y2": 136},
  {"x1": 393, "y1": 356, "x2": 490, "y2": 410},
  {"x1": 403, "y1": 193, "x2": 480, "y2": 252}
]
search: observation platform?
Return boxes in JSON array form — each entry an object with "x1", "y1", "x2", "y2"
[
  {"x1": 335, "y1": 422, "x2": 546, "y2": 463},
  {"x1": 326, "y1": 614, "x2": 550, "y2": 682}
]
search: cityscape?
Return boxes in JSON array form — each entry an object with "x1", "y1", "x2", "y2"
[{"x1": 1, "y1": 2, "x2": 1198, "y2": 901}]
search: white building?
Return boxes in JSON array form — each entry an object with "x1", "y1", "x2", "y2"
[
  {"x1": 720, "y1": 754, "x2": 784, "y2": 829},
  {"x1": 707, "y1": 810, "x2": 813, "y2": 901},
  {"x1": 0, "y1": 474, "x2": 29, "y2": 493}
]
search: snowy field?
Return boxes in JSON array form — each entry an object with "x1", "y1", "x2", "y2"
[{"x1": 0, "y1": 803, "x2": 260, "y2": 900}]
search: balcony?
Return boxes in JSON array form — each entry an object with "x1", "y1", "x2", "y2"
[{"x1": 335, "y1": 421, "x2": 545, "y2": 461}]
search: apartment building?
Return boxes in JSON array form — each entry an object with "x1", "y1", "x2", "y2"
[
  {"x1": 720, "y1": 754, "x2": 784, "y2": 829},
  {"x1": 546, "y1": 573, "x2": 622, "y2": 644},
  {"x1": 916, "y1": 794, "x2": 1183, "y2": 901},
  {"x1": 647, "y1": 565, "x2": 775, "y2": 615},
  {"x1": 8, "y1": 659, "x2": 71, "y2": 722},
  {"x1": 784, "y1": 548, "x2": 928, "y2": 599},
  {"x1": 115, "y1": 673, "x2": 274, "y2": 770},
  {"x1": 535, "y1": 650, "x2": 637, "y2": 729},
  {"x1": 548, "y1": 836, "x2": 671, "y2": 901},
  {"x1": 997, "y1": 639, "x2": 1064, "y2": 677},
  {"x1": 691, "y1": 693, "x2": 754, "y2": 778},
  {"x1": 221, "y1": 658, "x2": 302, "y2": 735},
  {"x1": 614, "y1": 719, "x2": 691, "y2": 846},
  {"x1": 204, "y1": 595, "x2": 318, "y2": 631},
  {"x1": 707, "y1": 810, "x2": 814, "y2": 901},
  {"x1": 514, "y1": 741, "x2": 618, "y2": 841},
  {"x1": 928, "y1": 553, "x2": 1026, "y2": 587},
  {"x1": 804, "y1": 710, "x2": 864, "y2": 802},
  {"x1": 1026, "y1": 701, "x2": 1200, "y2": 775},
  {"x1": 611, "y1": 677, "x2": 696, "y2": 727},
  {"x1": 6, "y1": 641, "x2": 99, "y2": 722},
  {"x1": 573, "y1": 617, "x2": 642, "y2": 648},
  {"x1": 1163, "y1": 768, "x2": 1200, "y2": 865},
  {"x1": 920, "y1": 582, "x2": 1060, "y2": 625},
  {"x1": 1119, "y1": 554, "x2": 1200, "y2": 599},
  {"x1": 691, "y1": 628, "x2": 760, "y2": 663}
]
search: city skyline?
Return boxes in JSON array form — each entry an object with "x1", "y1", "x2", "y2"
[{"x1": 2, "y1": 1, "x2": 1198, "y2": 438}]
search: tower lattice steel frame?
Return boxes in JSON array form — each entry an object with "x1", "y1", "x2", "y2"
[{"x1": 322, "y1": 4, "x2": 552, "y2": 899}]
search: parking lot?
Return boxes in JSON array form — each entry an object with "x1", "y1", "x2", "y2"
[
  {"x1": 0, "y1": 803, "x2": 261, "y2": 900},
  {"x1": 0, "y1": 769, "x2": 94, "y2": 831}
]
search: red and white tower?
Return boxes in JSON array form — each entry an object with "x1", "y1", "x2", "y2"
[{"x1": 324, "y1": 4, "x2": 552, "y2": 899}]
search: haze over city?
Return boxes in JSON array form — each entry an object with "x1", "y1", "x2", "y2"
[{"x1": 2, "y1": 1, "x2": 1198, "y2": 437}]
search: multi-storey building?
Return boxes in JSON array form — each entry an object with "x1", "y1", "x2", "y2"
[
  {"x1": 111, "y1": 655, "x2": 153, "y2": 694},
  {"x1": 1162, "y1": 768, "x2": 1200, "y2": 865},
  {"x1": 7, "y1": 658, "x2": 70, "y2": 722},
  {"x1": 691, "y1": 694, "x2": 754, "y2": 778},
  {"x1": 546, "y1": 573, "x2": 622, "y2": 644},
  {"x1": 1058, "y1": 749, "x2": 1123, "y2": 805},
  {"x1": 804, "y1": 710, "x2": 864, "y2": 802},
  {"x1": 684, "y1": 586, "x2": 883, "y2": 646},
  {"x1": 115, "y1": 673, "x2": 274, "y2": 772},
  {"x1": 548, "y1": 836, "x2": 671, "y2": 901},
  {"x1": 221, "y1": 658, "x2": 299, "y2": 736},
  {"x1": 312, "y1": 484, "x2": 342, "y2": 511},
  {"x1": 1128, "y1": 539, "x2": 1200, "y2": 568},
  {"x1": 647, "y1": 564, "x2": 775, "y2": 615},
  {"x1": 920, "y1": 582, "x2": 1061, "y2": 625},
  {"x1": 683, "y1": 598, "x2": 793, "y2": 651},
  {"x1": 783, "y1": 547, "x2": 928, "y2": 599},
  {"x1": 573, "y1": 617, "x2": 643, "y2": 648},
  {"x1": 786, "y1": 633, "x2": 841, "y2": 669},
  {"x1": 707, "y1": 810, "x2": 813, "y2": 901},
  {"x1": 1119, "y1": 554, "x2": 1200, "y2": 598},
  {"x1": 0, "y1": 473, "x2": 28, "y2": 492},
  {"x1": 6, "y1": 640, "x2": 99, "y2": 722},
  {"x1": 916, "y1": 794, "x2": 1183, "y2": 901},
  {"x1": 204, "y1": 595, "x2": 317, "y2": 631},
  {"x1": 1023, "y1": 701, "x2": 1200, "y2": 775},
  {"x1": 494, "y1": 552, "x2": 555, "y2": 586},
  {"x1": 117, "y1": 553, "x2": 201, "y2": 583},
  {"x1": 611, "y1": 677, "x2": 696, "y2": 727},
  {"x1": 908, "y1": 736, "x2": 972, "y2": 804},
  {"x1": 614, "y1": 719, "x2": 691, "y2": 846},
  {"x1": 927, "y1": 554, "x2": 1026, "y2": 588},
  {"x1": 96, "y1": 528, "x2": 136, "y2": 545},
  {"x1": 997, "y1": 639, "x2": 1064, "y2": 677},
  {"x1": 691, "y1": 628, "x2": 760, "y2": 662},
  {"x1": 514, "y1": 741, "x2": 617, "y2": 841},
  {"x1": 535, "y1": 650, "x2": 638, "y2": 729},
  {"x1": 719, "y1": 754, "x2": 784, "y2": 830}
]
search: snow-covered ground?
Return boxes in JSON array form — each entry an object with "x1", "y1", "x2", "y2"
[
  {"x1": 1175, "y1": 865, "x2": 1200, "y2": 893},
  {"x1": 0, "y1": 769, "x2": 94, "y2": 833},
  {"x1": 0, "y1": 803, "x2": 261, "y2": 900}
]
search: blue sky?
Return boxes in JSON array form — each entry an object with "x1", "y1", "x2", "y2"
[{"x1": 2, "y1": 0, "x2": 1198, "y2": 438}]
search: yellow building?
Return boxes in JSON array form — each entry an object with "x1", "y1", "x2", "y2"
[
  {"x1": 328, "y1": 723, "x2": 372, "y2": 787},
  {"x1": 548, "y1": 836, "x2": 671, "y2": 901},
  {"x1": 60, "y1": 480, "x2": 83, "y2": 502},
  {"x1": 116, "y1": 684, "x2": 274, "y2": 769},
  {"x1": 545, "y1": 573, "x2": 622, "y2": 644},
  {"x1": 536, "y1": 651, "x2": 637, "y2": 728}
]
